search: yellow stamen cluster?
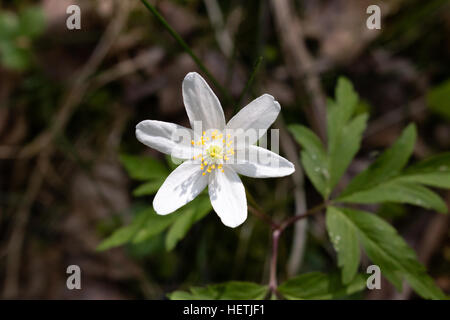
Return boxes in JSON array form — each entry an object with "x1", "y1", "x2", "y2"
[{"x1": 191, "y1": 130, "x2": 235, "y2": 176}]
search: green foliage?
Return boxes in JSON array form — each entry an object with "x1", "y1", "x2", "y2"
[
  {"x1": 338, "y1": 124, "x2": 416, "y2": 197},
  {"x1": 337, "y1": 125, "x2": 448, "y2": 214},
  {"x1": 397, "y1": 152, "x2": 450, "y2": 188},
  {"x1": 427, "y1": 79, "x2": 450, "y2": 120},
  {"x1": 166, "y1": 195, "x2": 212, "y2": 251},
  {"x1": 119, "y1": 154, "x2": 169, "y2": 180},
  {"x1": 288, "y1": 125, "x2": 328, "y2": 197},
  {"x1": 325, "y1": 207, "x2": 446, "y2": 300},
  {"x1": 96, "y1": 207, "x2": 176, "y2": 251},
  {"x1": 289, "y1": 77, "x2": 368, "y2": 199},
  {"x1": 278, "y1": 272, "x2": 366, "y2": 300},
  {"x1": 338, "y1": 180, "x2": 447, "y2": 213},
  {"x1": 288, "y1": 77, "x2": 449, "y2": 300},
  {"x1": 99, "y1": 153, "x2": 212, "y2": 253},
  {"x1": 97, "y1": 195, "x2": 211, "y2": 251},
  {"x1": 119, "y1": 153, "x2": 168, "y2": 196},
  {"x1": 169, "y1": 282, "x2": 268, "y2": 300},
  {"x1": 132, "y1": 180, "x2": 164, "y2": 197},
  {"x1": 326, "y1": 208, "x2": 360, "y2": 284},
  {"x1": 0, "y1": 7, "x2": 46, "y2": 70}
]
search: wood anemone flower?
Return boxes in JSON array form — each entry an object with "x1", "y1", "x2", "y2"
[{"x1": 136, "y1": 72, "x2": 295, "y2": 228}]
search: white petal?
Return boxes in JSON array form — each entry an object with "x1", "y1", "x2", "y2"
[
  {"x1": 208, "y1": 167, "x2": 247, "y2": 228},
  {"x1": 153, "y1": 161, "x2": 208, "y2": 215},
  {"x1": 226, "y1": 94, "x2": 280, "y2": 144},
  {"x1": 230, "y1": 145, "x2": 295, "y2": 178},
  {"x1": 136, "y1": 120, "x2": 199, "y2": 159},
  {"x1": 182, "y1": 72, "x2": 226, "y2": 130}
]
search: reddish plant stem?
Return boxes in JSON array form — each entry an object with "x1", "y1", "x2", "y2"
[
  {"x1": 248, "y1": 206, "x2": 280, "y2": 229},
  {"x1": 278, "y1": 202, "x2": 328, "y2": 232},
  {"x1": 269, "y1": 229, "x2": 281, "y2": 295},
  {"x1": 248, "y1": 201, "x2": 329, "y2": 295}
]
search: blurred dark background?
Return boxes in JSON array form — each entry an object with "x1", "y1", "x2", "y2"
[{"x1": 0, "y1": 0, "x2": 449, "y2": 299}]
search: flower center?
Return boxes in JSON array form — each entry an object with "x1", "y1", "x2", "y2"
[
  {"x1": 191, "y1": 130, "x2": 235, "y2": 176},
  {"x1": 206, "y1": 145, "x2": 223, "y2": 160}
]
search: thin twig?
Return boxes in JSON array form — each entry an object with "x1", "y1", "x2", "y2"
[
  {"x1": 235, "y1": 56, "x2": 264, "y2": 112},
  {"x1": 248, "y1": 205, "x2": 278, "y2": 229},
  {"x1": 269, "y1": 229, "x2": 281, "y2": 295},
  {"x1": 140, "y1": 0, "x2": 232, "y2": 104},
  {"x1": 279, "y1": 202, "x2": 328, "y2": 233}
]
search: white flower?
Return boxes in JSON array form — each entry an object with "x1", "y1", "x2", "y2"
[{"x1": 136, "y1": 72, "x2": 295, "y2": 228}]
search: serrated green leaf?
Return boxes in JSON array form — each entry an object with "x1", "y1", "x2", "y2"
[
  {"x1": 398, "y1": 152, "x2": 450, "y2": 188},
  {"x1": 427, "y1": 79, "x2": 450, "y2": 120},
  {"x1": 289, "y1": 78, "x2": 368, "y2": 199},
  {"x1": 288, "y1": 125, "x2": 327, "y2": 197},
  {"x1": 165, "y1": 195, "x2": 211, "y2": 251},
  {"x1": 329, "y1": 207, "x2": 446, "y2": 300},
  {"x1": 278, "y1": 272, "x2": 366, "y2": 300},
  {"x1": 132, "y1": 179, "x2": 164, "y2": 196},
  {"x1": 336, "y1": 77, "x2": 358, "y2": 120},
  {"x1": 328, "y1": 78, "x2": 359, "y2": 147},
  {"x1": 169, "y1": 282, "x2": 268, "y2": 300},
  {"x1": 326, "y1": 207, "x2": 360, "y2": 284},
  {"x1": 328, "y1": 113, "x2": 368, "y2": 192},
  {"x1": 339, "y1": 180, "x2": 447, "y2": 213},
  {"x1": 119, "y1": 154, "x2": 169, "y2": 180},
  {"x1": 324, "y1": 77, "x2": 367, "y2": 197},
  {"x1": 339, "y1": 124, "x2": 417, "y2": 198},
  {"x1": 288, "y1": 125, "x2": 326, "y2": 158}
]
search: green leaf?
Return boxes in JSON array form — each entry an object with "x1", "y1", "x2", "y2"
[
  {"x1": 326, "y1": 207, "x2": 360, "y2": 284},
  {"x1": 131, "y1": 210, "x2": 179, "y2": 244},
  {"x1": 97, "y1": 196, "x2": 212, "y2": 251},
  {"x1": 339, "y1": 124, "x2": 417, "y2": 198},
  {"x1": 18, "y1": 7, "x2": 46, "y2": 38},
  {"x1": 398, "y1": 152, "x2": 450, "y2": 188},
  {"x1": 427, "y1": 79, "x2": 450, "y2": 120},
  {"x1": 289, "y1": 77, "x2": 368, "y2": 199},
  {"x1": 327, "y1": 78, "x2": 359, "y2": 143},
  {"x1": 320, "y1": 78, "x2": 368, "y2": 196},
  {"x1": 96, "y1": 210, "x2": 149, "y2": 251},
  {"x1": 169, "y1": 282, "x2": 268, "y2": 300},
  {"x1": 327, "y1": 78, "x2": 367, "y2": 195},
  {"x1": 288, "y1": 125, "x2": 328, "y2": 197},
  {"x1": 328, "y1": 207, "x2": 446, "y2": 300},
  {"x1": 132, "y1": 179, "x2": 164, "y2": 196},
  {"x1": 0, "y1": 12, "x2": 19, "y2": 40},
  {"x1": 165, "y1": 195, "x2": 212, "y2": 251},
  {"x1": 278, "y1": 272, "x2": 366, "y2": 300},
  {"x1": 336, "y1": 77, "x2": 359, "y2": 119},
  {"x1": 0, "y1": 42, "x2": 30, "y2": 70},
  {"x1": 327, "y1": 113, "x2": 368, "y2": 192},
  {"x1": 339, "y1": 180, "x2": 448, "y2": 214},
  {"x1": 119, "y1": 154, "x2": 169, "y2": 180},
  {"x1": 377, "y1": 203, "x2": 407, "y2": 220},
  {"x1": 96, "y1": 208, "x2": 178, "y2": 251}
]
